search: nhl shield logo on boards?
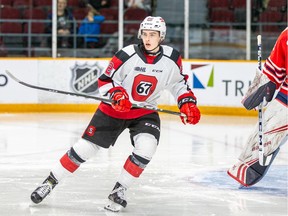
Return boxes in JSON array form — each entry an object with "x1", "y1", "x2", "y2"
[{"x1": 71, "y1": 62, "x2": 102, "y2": 94}]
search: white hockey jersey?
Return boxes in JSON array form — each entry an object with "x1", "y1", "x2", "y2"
[{"x1": 97, "y1": 44, "x2": 194, "y2": 119}]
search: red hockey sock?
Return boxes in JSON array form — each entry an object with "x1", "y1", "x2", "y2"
[
  {"x1": 123, "y1": 157, "x2": 144, "y2": 177},
  {"x1": 60, "y1": 153, "x2": 79, "y2": 173}
]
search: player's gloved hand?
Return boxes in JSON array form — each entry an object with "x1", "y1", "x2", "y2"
[
  {"x1": 178, "y1": 92, "x2": 200, "y2": 125},
  {"x1": 109, "y1": 87, "x2": 132, "y2": 112}
]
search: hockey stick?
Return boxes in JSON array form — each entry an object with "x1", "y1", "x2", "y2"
[
  {"x1": 257, "y1": 35, "x2": 264, "y2": 165},
  {"x1": 6, "y1": 70, "x2": 182, "y2": 116},
  {"x1": 257, "y1": 35, "x2": 269, "y2": 166}
]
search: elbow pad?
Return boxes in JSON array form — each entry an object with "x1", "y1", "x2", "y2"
[{"x1": 242, "y1": 81, "x2": 277, "y2": 110}]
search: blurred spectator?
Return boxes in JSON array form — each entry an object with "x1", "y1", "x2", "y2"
[
  {"x1": 45, "y1": 0, "x2": 76, "y2": 48},
  {"x1": 125, "y1": 0, "x2": 151, "y2": 14},
  {"x1": 78, "y1": 0, "x2": 105, "y2": 48},
  {"x1": 261, "y1": 0, "x2": 270, "y2": 9}
]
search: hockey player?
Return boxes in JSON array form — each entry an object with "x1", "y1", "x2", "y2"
[
  {"x1": 30, "y1": 16, "x2": 201, "y2": 212},
  {"x1": 227, "y1": 27, "x2": 287, "y2": 187}
]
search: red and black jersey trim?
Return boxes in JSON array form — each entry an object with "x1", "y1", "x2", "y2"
[
  {"x1": 107, "y1": 49, "x2": 135, "y2": 79},
  {"x1": 134, "y1": 44, "x2": 164, "y2": 64},
  {"x1": 169, "y1": 49, "x2": 180, "y2": 63},
  {"x1": 263, "y1": 59, "x2": 286, "y2": 88},
  {"x1": 134, "y1": 45, "x2": 146, "y2": 63},
  {"x1": 164, "y1": 48, "x2": 181, "y2": 69},
  {"x1": 98, "y1": 73, "x2": 111, "y2": 82},
  {"x1": 98, "y1": 73, "x2": 114, "y2": 88},
  {"x1": 98, "y1": 102, "x2": 155, "y2": 119},
  {"x1": 115, "y1": 49, "x2": 132, "y2": 63}
]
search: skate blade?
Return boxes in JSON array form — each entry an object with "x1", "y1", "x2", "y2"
[{"x1": 104, "y1": 200, "x2": 124, "y2": 212}]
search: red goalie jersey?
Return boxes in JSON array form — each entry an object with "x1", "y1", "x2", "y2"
[{"x1": 263, "y1": 27, "x2": 287, "y2": 105}]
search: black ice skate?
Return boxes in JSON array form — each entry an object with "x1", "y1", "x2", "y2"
[
  {"x1": 104, "y1": 182, "x2": 127, "y2": 212},
  {"x1": 31, "y1": 172, "x2": 58, "y2": 204}
]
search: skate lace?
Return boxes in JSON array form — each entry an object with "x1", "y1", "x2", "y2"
[{"x1": 37, "y1": 183, "x2": 52, "y2": 197}]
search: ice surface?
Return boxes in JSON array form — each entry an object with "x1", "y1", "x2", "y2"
[{"x1": 0, "y1": 113, "x2": 287, "y2": 216}]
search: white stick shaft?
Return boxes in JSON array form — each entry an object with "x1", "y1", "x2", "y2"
[
  {"x1": 257, "y1": 34, "x2": 265, "y2": 166},
  {"x1": 258, "y1": 102, "x2": 264, "y2": 165},
  {"x1": 257, "y1": 35, "x2": 261, "y2": 46},
  {"x1": 257, "y1": 35, "x2": 262, "y2": 71}
]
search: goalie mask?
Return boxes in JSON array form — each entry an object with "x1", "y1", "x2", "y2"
[{"x1": 138, "y1": 16, "x2": 166, "y2": 40}]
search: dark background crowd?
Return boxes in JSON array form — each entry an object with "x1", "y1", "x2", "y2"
[{"x1": 0, "y1": 0, "x2": 286, "y2": 59}]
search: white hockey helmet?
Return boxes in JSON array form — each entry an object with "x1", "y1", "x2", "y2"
[{"x1": 138, "y1": 16, "x2": 166, "y2": 40}]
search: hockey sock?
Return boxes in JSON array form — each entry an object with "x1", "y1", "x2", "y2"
[
  {"x1": 118, "y1": 169, "x2": 137, "y2": 189},
  {"x1": 51, "y1": 160, "x2": 71, "y2": 182},
  {"x1": 123, "y1": 155, "x2": 146, "y2": 177},
  {"x1": 60, "y1": 147, "x2": 85, "y2": 173},
  {"x1": 118, "y1": 154, "x2": 149, "y2": 188}
]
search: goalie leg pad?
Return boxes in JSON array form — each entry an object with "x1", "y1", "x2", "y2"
[
  {"x1": 228, "y1": 147, "x2": 280, "y2": 186},
  {"x1": 239, "y1": 100, "x2": 287, "y2": 162}
]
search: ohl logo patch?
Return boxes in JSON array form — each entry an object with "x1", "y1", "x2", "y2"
[
  {"x1": 191, "y1": 64, "x2": 214, "y2": 89},
  {"x1": 71, "y1": 62, "x2": 102, "y2": 94}
]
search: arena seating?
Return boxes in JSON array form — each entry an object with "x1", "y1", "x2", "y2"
[
  {"x1": 0, "y1": 0, "x2": 12, "y2": 6},
  {"x1": 124, "y1": 8, "x2": 148, "y2": 34},
  {"x1": 0, "y1": 0, "x2": 286, "y2": 57}
]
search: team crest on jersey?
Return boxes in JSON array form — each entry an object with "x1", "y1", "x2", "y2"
[
  {"x1": 71, "y1": 62, "x2": 102, "y2": 94},
  {"x1": 85, "y1": 125, "x2": 96, "y2": 136}
]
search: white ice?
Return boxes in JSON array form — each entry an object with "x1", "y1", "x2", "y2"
[{"x1": 0, "y1": 113, "x2": 287, "y2": 216}]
